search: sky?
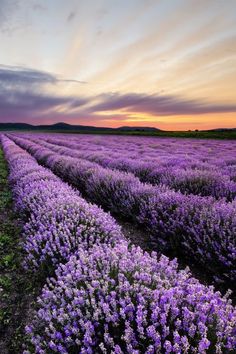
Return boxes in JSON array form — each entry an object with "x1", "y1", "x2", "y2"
[{"x1": 0, "y1": 0, "x2": 236, "y2": 130}]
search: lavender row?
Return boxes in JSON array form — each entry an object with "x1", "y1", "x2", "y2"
[
  {"x1": 29, "y1": 134, "x2": 236, "y2": 200},
  {"x1": 2, "y1": 136, "x2": 236, "y2": 353},
  {"x1": 25, "y1": 243, "x2": 236, "y2": 353},
  {"x1": 9, "y1": 134, "x2": 236, "y2": 286},
  {"x1": 39, "y1": 133, "x2": 236, "y2": 180},
  {"x1": 39, "y1": 133, "x2": 236, "y2": 169},
  {"x1": 1, "y1": 135, "x2": 122, "y2": 271}
]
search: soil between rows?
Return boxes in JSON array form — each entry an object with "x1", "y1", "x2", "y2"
[{"x1": 0, "y1": 149, "x2": 41, "y2": 354}]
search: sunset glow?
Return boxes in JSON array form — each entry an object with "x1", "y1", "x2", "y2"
[{"x1": 0, "y1": 0, "x2": 236, "y2": 130}]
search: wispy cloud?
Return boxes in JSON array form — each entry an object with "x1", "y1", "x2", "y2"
[
  {"x1": 61, "y1": 78, "x2": 88, "y2": 85},
  {"x1": 92, "y1": 92, "x2": 236, "y2": 116},
  {"x1": 67, "y1": 11, "x2": 76, "y2": 22},
  {"x1": 0, "y1": 65, "x2": 87, "y2": 89},
  {"x1": 0, "y1": 65, "x2": 89, "y2": 121},
  {"x1": 0, "y1": 89, "x2": 89, "y2": 121},
  {"x1": 0, "y1": 64, "x2": 236, "y2": 127},
  {"x1": 0, "y1": 65, "x2": 56, "y2": 88}
]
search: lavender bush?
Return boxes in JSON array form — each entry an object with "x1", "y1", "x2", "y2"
[{"x1": 25, "y1": 242, "x2": 236, "y2": 353}]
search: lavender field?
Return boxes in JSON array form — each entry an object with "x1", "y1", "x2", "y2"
[{"x1": 0, "y1": 133, "x2": 236, "y2": 353}]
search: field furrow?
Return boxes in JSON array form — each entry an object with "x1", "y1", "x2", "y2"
[{"x1": 0, "y1": 146, "x2": 39, "y2": 353}]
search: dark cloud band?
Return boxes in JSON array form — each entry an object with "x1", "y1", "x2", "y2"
[{"x1": 92, "y1": 93, "x2": 236, "y2": 116}]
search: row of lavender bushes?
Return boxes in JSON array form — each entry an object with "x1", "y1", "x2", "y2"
[
  {"x1": 9, "y1": 134, "x2": 236, "y2": 286},
  {"x1": 37, "y1": 134, "x2": 236, "y2": 200},
  {"x1": 38, "y1": 133, "x2": 236, "y2": 173},
  {"x1": 1, "y1": 135, "x2": 236, "y2": 353}
]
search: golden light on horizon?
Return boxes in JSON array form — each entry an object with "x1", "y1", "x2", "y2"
[{"x1": 0, "y1": 0, "x2": 235, "y2": 129}]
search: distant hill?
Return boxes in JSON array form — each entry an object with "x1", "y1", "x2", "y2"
[
  {"x1": 1, "y1": 123, "x2": 236, "y2": 140},
  {"x1": 0, "y1": 123, "x2": 33, "y2": 130},
  {"x1": 0, "y1": 122, "x2": 161, "y2": 132}
]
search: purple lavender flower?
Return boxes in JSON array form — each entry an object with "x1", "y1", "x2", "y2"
[{"x1": 24, "y1": 243, "x2": 236, "y2": 353}]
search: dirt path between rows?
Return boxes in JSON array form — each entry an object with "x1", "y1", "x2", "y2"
[{"x1": 0, "y1": 149, "x2": 40, "y2": 354}]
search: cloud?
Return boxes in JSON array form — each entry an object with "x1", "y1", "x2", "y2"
[
  {"x1": 61, "y1": 78, "x2": 88, "y2": 85},
  {"x1": 0, "y1": 87, "x2": 88, "y2": 112},
  {"x1": 67, "y1": 11, "x2": 76, "y2": 22},
  {"x1": 0, "y1": 89, "x2": 89, "y2": 121},
  {"x1": 0, "y1": 65, "x2": 89, "y2": 121},
  {"x1": 0, "y1": 65, "x2": 56, "y2": 88},
  {"x1": 1, "y1": 65, "x2": 235, "y2": 125},
  {"x1": 92, "y1": 92, "x2": 236, "y2": 116},
  {"x1": 0, "y1": 65, "x2": 87, "y2": 90}
]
